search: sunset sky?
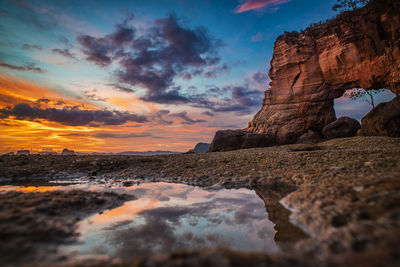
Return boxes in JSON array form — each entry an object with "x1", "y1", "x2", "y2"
[{"x1": 0, "y1": 0, "x2": 395, "y2": 153}]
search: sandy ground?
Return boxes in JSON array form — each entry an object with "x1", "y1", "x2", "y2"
[{"x1": 0, "y1": 136, "x2": 399, "y2": 266}]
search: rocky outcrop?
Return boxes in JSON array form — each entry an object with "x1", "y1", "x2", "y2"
[
  {"x1": 361, "y1": 96, "x2": 400, "y2": 136},
  {"x1": 61, "y1": 149, "x2": 75, "y2": 156},
  {"x1": 210, "y1": 0, "x2": 400, "y2": 152},
  {"x1": 16, "y1": 150, "x2": 30, "y2": 156},
  {"x1": 189, "y1": 143, "x2": 210, "y2": 154},
  {"x1": 322, "y1": 117, "x2": 361, "y2": 139},
  {"x1": 208, "y1": 130, "x2": 275, "y2": 152}
]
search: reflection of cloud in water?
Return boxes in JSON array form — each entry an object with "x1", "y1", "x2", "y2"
[
  {"x1": 62, "y1": 182, "x2": 279, "y2": 260},
  {"x1": 109, "y1": 206, "x2": 235, "y2": 258}
]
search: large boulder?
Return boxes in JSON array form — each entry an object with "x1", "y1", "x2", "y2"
[
  {"x1": 208, "y1": 130, "x2": 275, "y2": 152},
  {"x1": 361, "y1": 96, "x2": 400, "y2": 137},
  {"x1": 296, "y1": 130, "x2": 321, "y2": 144},
  {"x1": 322, "y1": 117, "x2": 361, "y2": 139}
]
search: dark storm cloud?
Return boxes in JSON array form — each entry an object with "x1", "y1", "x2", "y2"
[
  {"x1": 118, "y1": 14, "x2": 223, "y2": 103},
  {"x1": 202, "y1": 111, "x2": 214, "y2": 117},
  {"x1": 93, "y1": 132, "x2": 151, "y2": 138},
  {"x1": 59, "y1": 132, "x2": 155, "y2": 139},
  {"x1": 190, "y1": 84, "x2": 263, "y2": 115},
  {"x1": 0, "y1": 60, "x2": 44, "y2": 73},
  {"x1": 141, "y1": 89, "x2": 191, "y2": 104},
  {"x1": 204, "y1": 63, "x2": 229, "y2": 78},
  {"x1": 76, "y1": 18, "x2": 135, "y2": 67},
  {"x1": 231, "y1": 86, "x2": 262, "y2": 106},
  {"x1": 22, "y1": 43, "x2": 42, "y2": 51},
  {"x1": 77, "y1": 14, "x2": 225, "y2": 104},
  {"x1": 0, "y1": 103, "x2": 148, "y2": 126},
  {"x1": 252, "y1": 71, "x2": 268, "y2": 84},
  {"x1": 150, "y1": 110, "x2": 173, "y2": 125},
  {"x1": 76, "y1": 13, "x2": 264, "y2": 113},
  {"x1": 106, "y1": 83, "x2": 135, "y2": 93},
  {"x1": 76, "y1": 34, "x2": 113, "y2": 66},
  {"x1": 171, "y1": 111, "x2": 206, "y2": 124},
  {"x1": 36, "y1": 98, "x2": 51, "y2": 104},
  {"x1": 82, "y1": 90, "x2": 108, "y2": 102},
  {"x1": 52, "y1": 48, "x2": 77, "y2": 60}
]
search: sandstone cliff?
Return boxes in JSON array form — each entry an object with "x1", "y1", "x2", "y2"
[{"x1": 210, "y1": 0, "x2": 400, "y2": 152}]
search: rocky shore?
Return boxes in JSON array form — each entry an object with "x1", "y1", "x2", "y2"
[
  {"x1": 0, "y1": 190, "x2": 134, "y2": 265},
  {"x1": 0, "y1": 136, "x2": 399, "y2": 266}
]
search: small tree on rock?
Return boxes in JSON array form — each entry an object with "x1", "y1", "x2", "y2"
[{"x1": 343, "y1": 88, "x2": 386, "y2": 109}]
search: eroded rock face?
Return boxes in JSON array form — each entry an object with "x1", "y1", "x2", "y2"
[
  {"x1": 210, "y1": 1, "x2": 400, "y2": 151},
  {"x1": 322, "y1": 117, "x2": 361, "y2": 139},
  {"x1": 361, "y1": 96, "x2": 400, "y2": 137},
  {"x1": 250, "y1": 1, "x2": 400, "y2": 139}
]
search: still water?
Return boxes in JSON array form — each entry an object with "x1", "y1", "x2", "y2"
[{"x1": 0, "y1": 181, "x2": 304, "y2": 260}]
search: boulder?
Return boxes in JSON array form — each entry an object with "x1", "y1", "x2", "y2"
[
  {"x1": 322, "y1": 117, "x2": 361, "y2": 139},
  {"x1": 16, "y1": 150, "x2": 30, "y2": 155},
  {"x1": 361, "y1": 96, "x2": 400, "y2": 137},
  {"x1": 296, "y1": 130, "x2": 321, "y2": 144},
  {"x1": 61, "y1": 149, "x2": 75, "y2": 156},
  {"x1": 209, "y1": 130, "x2": 275, "y2": 152}
]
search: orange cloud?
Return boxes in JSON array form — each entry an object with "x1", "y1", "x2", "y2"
[
  {"x1": 235, "y1": 0, "x2": 291, "y2": 13},
  {"x1": 0, "y1": 73, "x2": 91, "y2": 109}
]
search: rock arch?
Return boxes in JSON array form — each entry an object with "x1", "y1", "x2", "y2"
[{"x1": 210, "y1": 0, "x2": 400, "y2": 151}]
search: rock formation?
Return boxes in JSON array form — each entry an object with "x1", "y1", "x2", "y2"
[
  {"x1": 322, "y1": 117, "x2": 361, "y2": 139},
  {"x1": 209, "y1": 0, "x2": 400, "y2": 152},
  {"x1": 16, "y1": 150, "x2": 30, "y2": 156},
  {"x1": 209, "y1": 130, "x2": 275, "y2": 152},
  {"x1": 361, "y1": 96, "x2": 400, "y2": 137},
  {"x1": 188, "y1": 143, "x2": 210, "y2": 154},
  {"x1": 61, "y1": 149, "x2": 75, "y2": 156}
]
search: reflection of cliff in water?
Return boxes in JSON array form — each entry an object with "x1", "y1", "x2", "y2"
[{"x1": 255, "y1": 184, "x2": 308, "y2": 248}]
